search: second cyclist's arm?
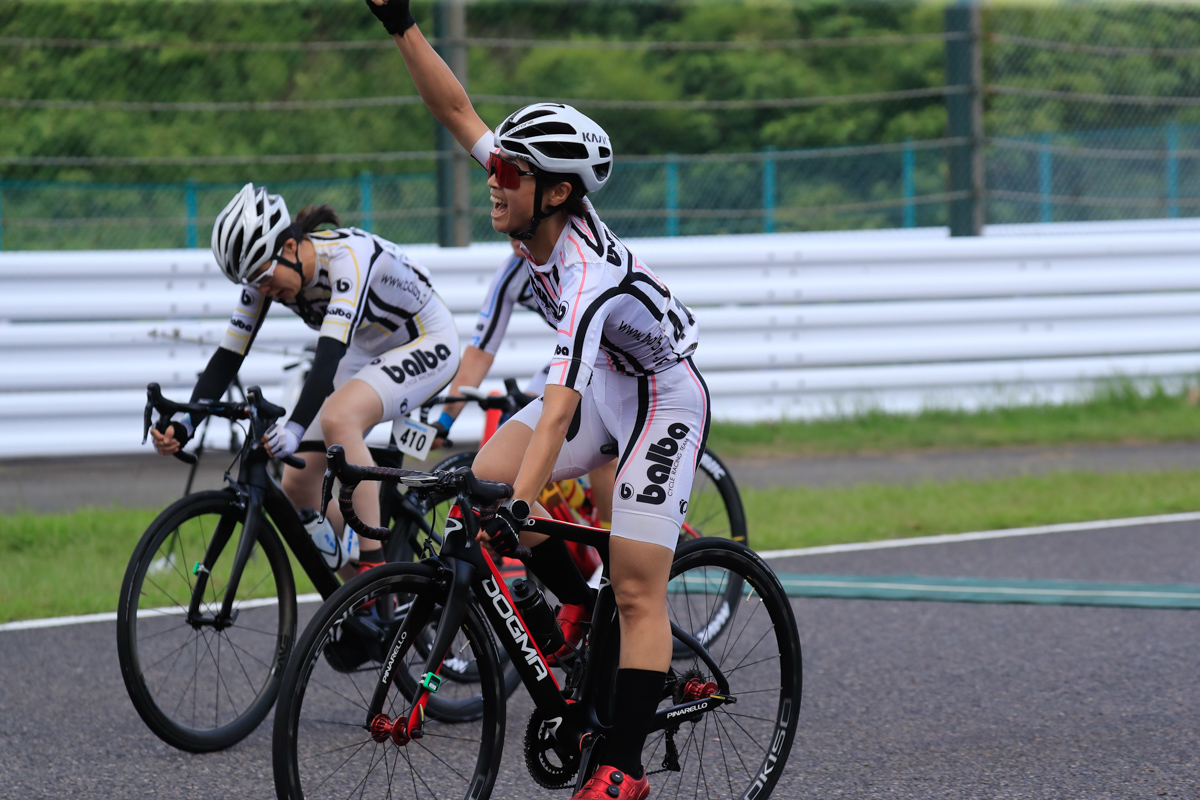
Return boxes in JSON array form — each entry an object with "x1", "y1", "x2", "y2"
[
  {"x1": 385, "y1": 16, "x2": 490, "y2": 155},
  {"x1": 443, "y1": 345, "x2": 495, "y2": 423},
  {"x1": 286, "y1": 336, "x2": 347, "y2": 434}
]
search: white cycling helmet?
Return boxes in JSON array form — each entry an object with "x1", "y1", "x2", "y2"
[
  {"x1": 211, "y1": 182, "x2": 292, "y2": 285},
  {"x1": 496, "y1": 103, "x2": 613, "y2": 194}
]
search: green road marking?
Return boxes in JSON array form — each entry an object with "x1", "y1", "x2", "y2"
[{"x1": 668, "y1": 574, "x2": 1200, "y2": 609}]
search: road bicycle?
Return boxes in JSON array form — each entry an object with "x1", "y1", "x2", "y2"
[
  {"x1": 271, "y1": 446, "x2": 801, "y2": 800},
  {"x1": 116, "y1": 383, "x2": 469, "y2": 753}
]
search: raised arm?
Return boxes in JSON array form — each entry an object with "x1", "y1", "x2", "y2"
[{"x1": 367, "y1": 0, "x2": 490, "y2": 154}]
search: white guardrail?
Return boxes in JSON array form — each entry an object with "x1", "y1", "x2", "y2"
[{"x1": 3, "y1": 216, "x2": 1200, "y2": 459}]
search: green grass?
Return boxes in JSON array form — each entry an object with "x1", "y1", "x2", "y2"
[
  {"x1": 706, "y1": 382, "x2": 1200, "y2": 457},
  {"x1": 7, "y1": 469, "x2": 1200, "y2": 622},
  {"x1": 0, "y1": 507, "x2": 319, "y2": 624}
]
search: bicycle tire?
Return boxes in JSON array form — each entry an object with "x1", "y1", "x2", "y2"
[
  {"x1": 638, "y1": 537, "x2": 802, "y2": 800},
  {"x1": 272, "y1": 562, "x2": 504, "y2": 800},
  {"x1": 672, "y1": 447, "x2": 749, "y2": 658},
  {"x1": 117, "y1": 490, "x2": 297, "y2": 752}
]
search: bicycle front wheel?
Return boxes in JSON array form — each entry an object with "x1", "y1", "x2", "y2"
[
  {"x1": 647, "y1": 537, "x2": 802, "y2": 800},
  {"x1": 116, "y1": 490, "x2": 296, "y2": 752},
  {"x1": 273, "y1": 562, "x2": 505, "y2": 800}
]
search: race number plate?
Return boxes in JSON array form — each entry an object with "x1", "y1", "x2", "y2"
[{"x1": 391, "y1": 416, "x2": 436, "y2": 461}]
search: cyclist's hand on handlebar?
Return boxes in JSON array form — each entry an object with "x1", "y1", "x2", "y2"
[
  {"x1": 263, "y1": 421, "x2": 304, "y2": 460},
  {"x1": 477, "y1": 505, "x2": 521, "y2": 557},
  {"x1": 150, "y1": 423, "x2": 186, "y2": 456}
]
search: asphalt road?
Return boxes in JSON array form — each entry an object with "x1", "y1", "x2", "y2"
[
  {"x1": 7, "y1": 441, "x2": 1200, "y2": 513},
  {"x1": 2, "y1": 518, "x2": 1198, "y2": 799}
]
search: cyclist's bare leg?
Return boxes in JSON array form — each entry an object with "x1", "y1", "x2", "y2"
[
  {"x1": 588, "y1": 460, "x2": 616, "y2": 526},
  {"x1": 320, "y1": 378, "x2": 385, "y2": 559},
  {"x1": 281, "y1": 452, "x2": 345, "y2": 524},
  {"x1": 471, "y1": 417, "x2": 550, "y2": 547},
  {"x1": 608, "y1": 537, "x2": 673, "y2": 670}
]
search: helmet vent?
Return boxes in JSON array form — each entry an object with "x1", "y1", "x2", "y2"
[
  {"x1": 598, "y1": 147, "x2": 611, "y2": 158},
  {"x1": 592, "y1": 162, "x2": 611, "y2": 182},
  {"x1": 531, "y1": 140, "x2": 589, "y2": 160},
  {"x1": 501, "y1": 141, "x2": 533, "y2": 158},
  {"x1": 514, "y1": 108, "x2": 556, "y2": 125},
  {"x1": 510, "y1": 121, "x2": 576, "y2": 140}
]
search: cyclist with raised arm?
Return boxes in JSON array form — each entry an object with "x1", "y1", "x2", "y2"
[
  {"x1": 151, "y1": 184, "x2": 459, "y2": 576},
  {"x1": 436, "y1": 238, "x2": 615, "y2": 647},
  {"x1": 366, "y1": 4, "x2": 709, "y2": 798}
]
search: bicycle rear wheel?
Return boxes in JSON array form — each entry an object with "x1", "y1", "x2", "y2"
[
  {"x1": 646, "y1": 537, "x2": 801, "y2": 799},
  {"x1": 116, "y1": 490, "x2": 296, "y2": 752},
  {"x1": 273, "y1": 563, "x2": 504, "y2": 800}
]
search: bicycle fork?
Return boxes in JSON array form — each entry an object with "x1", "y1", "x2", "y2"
[
  {"x1": 186, "y1": 487, "x2": 266, "y2": 629},
  {"x1": 363, "y1": 557, "x2": 473, "y2": 746}
]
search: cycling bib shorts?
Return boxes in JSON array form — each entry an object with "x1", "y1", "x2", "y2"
[
  {"x1": 302, "y1": 294, "x2": 460, "y2": 440},
  {"x1": 510, "y1": 358, "x2": 710, "y2": 551}
]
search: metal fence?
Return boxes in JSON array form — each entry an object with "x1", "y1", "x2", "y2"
[
  {"x1": 3, "y1": 1, "x2": 1200, "y2": 249},
  {"x1": 5, "y1": 221, "x2": 1200, "y2": 458}
]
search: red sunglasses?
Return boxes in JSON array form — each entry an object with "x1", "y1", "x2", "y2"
[{"x1": 486, "y1": 151, "x2": 536, "y2": 190}]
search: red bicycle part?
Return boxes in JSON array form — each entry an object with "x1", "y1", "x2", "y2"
[{"x1": 682, "y1": 678, "x2": 719, "y2": 702}]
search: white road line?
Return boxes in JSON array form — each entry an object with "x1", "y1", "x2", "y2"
[
  {"x1": 756, "y1": 511, "x2": 1200, "y2": 560},
  {"x1": 0, "y1": 592, "x2": 323, "y2": 632},
  {"x1": 7, "y1": 510, "x2": 1200, "y2": 631}
]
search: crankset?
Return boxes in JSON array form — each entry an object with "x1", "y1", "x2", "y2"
[{"x1": 524, "y1": 708, "x2": 580, "y2": 789}]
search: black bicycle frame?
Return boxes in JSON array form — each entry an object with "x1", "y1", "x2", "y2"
[
  {"x1": 363, "y1": 500, "x2": 736, "y2": 753},
  {"x1": 186, "y1": 442, "x2": 341, "y2": 626}
]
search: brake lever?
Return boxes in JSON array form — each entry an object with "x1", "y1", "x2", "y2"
[
  {"x1": 319, "y1": 465, "x2": 335, "y2": 523},
  {"x1": 142, "y1": 399, "x2": 153, "y2": 445}
]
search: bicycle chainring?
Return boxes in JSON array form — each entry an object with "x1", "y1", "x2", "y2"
[{"x1": 524, "y1": 708, "x2": 579, "y2": 790}]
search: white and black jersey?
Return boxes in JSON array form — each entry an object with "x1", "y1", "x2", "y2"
[
  {"x1": 469, "y1": 252, "x2": 549, "y2": 355},
  {"x1": 219, "y1": 227, "x2": 434, "y2": 357},
  {"x1": 518, "y1": 198, "x2": 700, "y2": 395}
]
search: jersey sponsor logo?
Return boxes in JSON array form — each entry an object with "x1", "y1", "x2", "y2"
[
  {"x1": 327, "y1": 306, "x2": 353, "y2": 320},
  {"x1": 616, "y1": 320, "x2": 668, "y2": 358},
  {"x1": 679, "y1": 499, "x2": 688, "y2": 514},
  {"x1": 335, "y1": 278, "x2": 352, "y2": 293},
  {"x1": 380, "y1": 343, "x2": 454, "y2": 384},
  {"x1": 554, "y1": 301, "x2": 568, "y2": 322},
  {"x1": 241, "y1": 290, "x2": 254, "y2": 306},
  {"x1": 230, "y1": 317, "x2": 254, "y2": 332},
  {"x1": 554, "y1": 344, "x2": 570, "y2": 357},
  {"x1": 379, "y1": 273, "x2": 426, "y2": 302},
  {"x1": 635, "y1": 422, "x2": 690, "y2": 505},
  {"x1": 619, "y1": 483, "x2": 633, "y2": 500}
]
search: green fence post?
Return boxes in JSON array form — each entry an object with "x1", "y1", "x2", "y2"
[
  {"x1": 902, "y1": 139, "x2": 915, "y2": 228},
  {"x1": 762, "y1": 146, "x2": 776, "y2": 233},
  {"x1": 1167, "y1": 122, "x2": 1179, "y2": 219},
  {"x1": 185, "y1": 178, "x2": 198, "y2": 248},
  {"x1": 360, "y1": 170, "x2": 374, "y2": 233},
  {"x1": 665, "y1": 154, "x2": 679, "y2": 237},
  {"x1": 1039, "y1": 133, "x2": 1052, "y2": 223}
]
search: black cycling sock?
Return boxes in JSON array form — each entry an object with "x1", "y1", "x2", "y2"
[
  {"x1": 600, "y1": 668, "x2": 666, "y2": 779},
  {"x1": 357, "y1": 548, "x2": 386, "y2": 567},
  {"x1": 526, "y1": 538, "x2": 593, "y2": 607}
]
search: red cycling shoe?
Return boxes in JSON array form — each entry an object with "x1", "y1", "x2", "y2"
[
  {"x1": 572, "y1": 766, "x2": 649, "y2": 800},
  {"x1": 548, "y1": 602, "x2": 591, "y2": 665}
]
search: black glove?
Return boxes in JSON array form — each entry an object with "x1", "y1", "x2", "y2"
[
  {"x1": 480, "y1": 505, "x2": 522, "y2": 557},
  {"x1": 154, "y1": 417, "x2": 190, "y2": 448},
  {"x1": 365, "y1": 0, "x2": 416, "y2": 36}
]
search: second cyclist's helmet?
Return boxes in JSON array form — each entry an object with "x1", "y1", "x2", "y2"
[
  {"x1": 496, "y1": 103, "x2": 613, "y2": 194},
  {"x1": 211, "y1": 182, "x2": 292, "y2": 285}
]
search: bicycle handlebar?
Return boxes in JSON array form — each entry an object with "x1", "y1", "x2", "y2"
[
  {"x1": 321, "y1": 444, "x2": 513, "y2": 541},
  {"x1": 422, "y1": 377, "x2": 536, "y2": 415},
  {"x1": 142, "y1": 382, "x2": 305, "y2": 469}
]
